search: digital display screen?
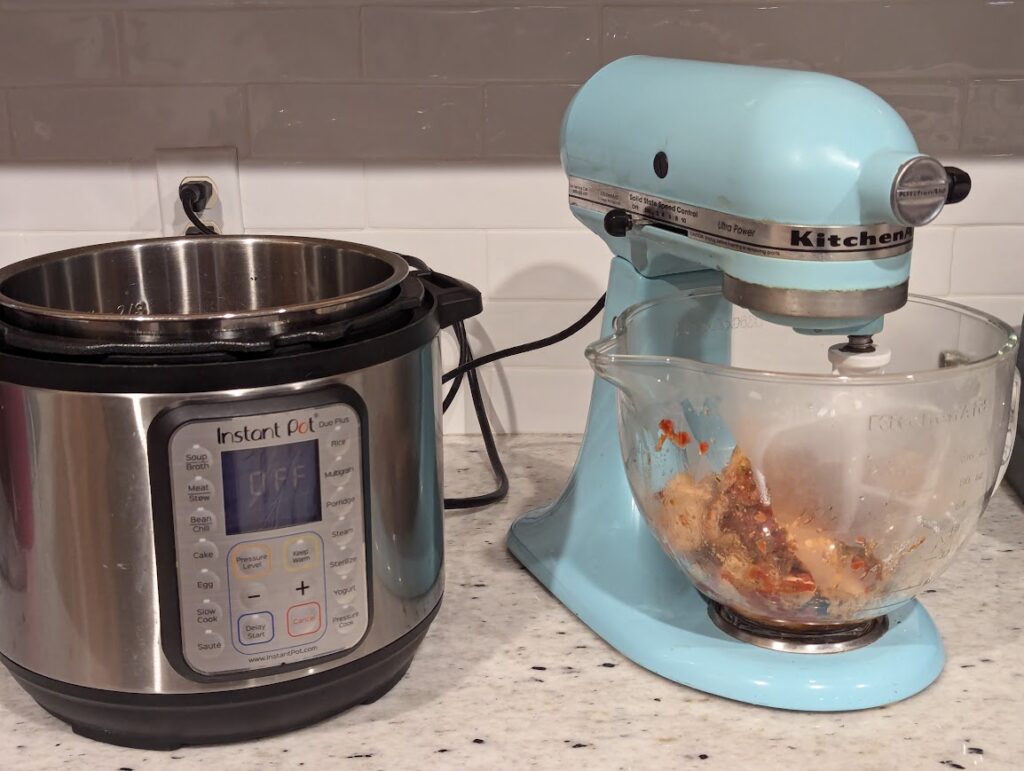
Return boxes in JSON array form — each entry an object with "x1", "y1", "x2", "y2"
[{"x1": 222, "y1": 440, "x2": 321, "y2": 535}]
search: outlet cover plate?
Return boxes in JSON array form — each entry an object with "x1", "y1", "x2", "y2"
[{"x1": 155, "y1": 147, "x2": 243, "y2": 236}]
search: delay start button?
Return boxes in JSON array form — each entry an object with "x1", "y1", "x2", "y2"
[{"x1": 238, "y1": 612, "x2": 274, "y2": 645}]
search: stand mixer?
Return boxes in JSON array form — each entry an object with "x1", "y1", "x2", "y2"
[{"x1": 508, "y1": 57, "x2": 1021, "y2": 711}]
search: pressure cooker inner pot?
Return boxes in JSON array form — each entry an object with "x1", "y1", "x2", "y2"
[{"x1": 0, "y1": 236, "x2": 409, "y2": 343}]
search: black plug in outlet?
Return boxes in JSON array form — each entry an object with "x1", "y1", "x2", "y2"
[{"x1": 179, "y1": 179, "x2": 214, "y2": 213}]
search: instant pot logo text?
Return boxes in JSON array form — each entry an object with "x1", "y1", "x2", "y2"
[
  {"x1": 790, "y1": 228, "x2": 911, "y2": 249},
  {"x1": 216, "y1": 417, "x2": 315, "y2": 445},
  {"x1": 869, "y1": 398, "x2": 990, "y2": 432}
]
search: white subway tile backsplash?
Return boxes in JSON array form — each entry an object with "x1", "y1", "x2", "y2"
[
  {"x1": 478, "y1": 367, "x2": 594, "y2": 434},
  {"x1": 951, "y1": 226, "x2": 1024, "y2": 295},
  {"x1": 239, "y1": 163, "x2": 366, "y2": 229},
  {"x1": 909, "y1": 226, "x2": 954, "y2": 295},
  {"x1": 0, "y1": 163, "x2": 160, "y2": 231},
  {"x1": 0, "y1": 11, "x2": 118, "y2": 86},
  {"x1": 365, "y1": 164, "x2": 577, "y2": 229},
  {"x1": 946, "y1": 295, "x2": 1024, "y2": 329},
  {"x1": 487, "y1": 229, "x2": 609, "y2": 300},
  {"x1": 933, "y1": 157, "x2": 1024, "y2": 226},
  {"x1": 0, "y1": 230, "x2": 161, "y2": 266}
]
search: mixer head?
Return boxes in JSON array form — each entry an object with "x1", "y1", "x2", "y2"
[{"x1": 561, "y1": 57, "x2": 970, "y2": 338}]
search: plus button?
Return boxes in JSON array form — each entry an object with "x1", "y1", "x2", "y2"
[{"x1": 296, "y1": 580, "x2": 310, "y2": 596}]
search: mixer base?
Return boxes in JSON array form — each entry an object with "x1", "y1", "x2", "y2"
[{"x1": 707, "y1": 602, "x2": 889, "y2": 654}]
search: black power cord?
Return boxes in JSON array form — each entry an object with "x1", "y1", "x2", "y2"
[{"x1": 179, "y1": 180, "x2": 217, "y2": 236}]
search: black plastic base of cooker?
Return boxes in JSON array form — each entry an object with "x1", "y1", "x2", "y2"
[{"x1": 1, "y1": 599, "x2": 440, "y2": 750}]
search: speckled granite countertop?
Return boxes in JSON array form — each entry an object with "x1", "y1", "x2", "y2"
[{"x1": 1, "y1": 435, "x2": 1021, "y2": 770}]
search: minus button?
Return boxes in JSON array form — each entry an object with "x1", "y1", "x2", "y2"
[{"x1": 237, "y1": 582, "x2": 267, "y2": 610}]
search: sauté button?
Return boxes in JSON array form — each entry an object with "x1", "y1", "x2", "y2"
[
  {"x1": 237, "y1": 612, "x2": 274, "y2": 645},
  {"x1": 193, "y1": 568, "x2": 221, "y2": 594},
  {"x1": 237, "y1": 581, "x2": 268, "y2": 610},
  {"x1": 186, "y1": 476, "x2": 214, "y2": 505},
  {"x1": 284, "y1": 536, "x2": 320, "y2": 572},
  {"x1": 287, "y1": 601, "x2": 322, "y2": 637},
  {"x1": 193, "y1": 599, "x2": 223, "y2": 626},
  {"x1": 231, "y1": 544, "x2": 271, "y2": 579},
  {"x1": 184, "y1": 445, "x2": 212, "y2": 473},
  {"x1": 189, "y1": 507, "x2": 216, "y2": 535},
  {"x1": 194, "y1": 629, "x2": 225, "y2": 659},
  {"x1": 190, "y1": 539, "x2": 219, "y2": 563}
]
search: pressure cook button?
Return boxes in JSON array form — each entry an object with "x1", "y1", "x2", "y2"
[
  {"x1": 186, "y1": 476, "x2": 214, "y2": 505},
  {"x1": 285, "y1": 535, "x2": 320, "y2": 572},
  {"x1": 194, "y1": 629, "x2": 225, "y2": 659},
  {"x1": 193, "y1": 599, "x2": 223, "y2": 626},
  {"x1": 184, "y1": 445, "x2": 212, "y2": 473},
  {"x1": 189, "y1": 507, "x2": 216, "y2": 535},
  {"x1": 238, "y1": 612, "x2": 274, "y2": 645},
  {"x1": 332, "y1": 606, "x2": 361, "y2": 637},
  {"x1": 237, "y1": 581, "x2": 268, "y2": 610},
  {"x1": 193, "y1": 568, "x2": 221, "y2": 594},
  {"x1": 330, "y1": 522, "x2": 357, "y2": 547},
  {"x1": 325, "y1": 494, "x2": 356, "y2": 519},
  {"x1": 231, "y1": 544, "x2": 271, "y2": 579},
  {"x1": 190, "y1": 539, "x2": 219, "y2": 563}
]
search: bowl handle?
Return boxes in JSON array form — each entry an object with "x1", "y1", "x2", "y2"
[{"x1": 996, "y1": 368, "x2": 1021, "y2": 490}]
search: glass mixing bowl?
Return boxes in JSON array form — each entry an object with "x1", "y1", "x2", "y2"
[{"x1": 588, "y1": 288, "x2": 1019, "y2": 633}]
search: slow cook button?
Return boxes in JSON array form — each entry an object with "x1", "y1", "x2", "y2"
[
  {"x1": 325, "y1": 495, "x2": 356, "y2": 519},
  {"x1": 237, "y1": 612, "x2": 274, "y2": 645},
  {"x1": 184, "y1": 445, "x2": 212, "y2": 473},
  {"x1": 331, "y1": 584, "x2": 359, "y2": 604},
  {"x1": 189, "y1": 507, "x2": 216, "y2": 535},
  {"x1": 186, "y1": 476, "x2": 214, "y2": 505},
  {"x1": 287, "y1": 602, "x2": 322, "y2": 637},
  {"x1": 190, "y1": 539, "x2": 219, "y2": 563},
  {"x1": 285, "y1": 536, "x2": 320, "y2": 572},
  {"x1": 194, "y1": 629, "x2": 225, "y2": 659},
  {"x1": 193, "y1": 599, "x2": 223, "y2": 626},
  {"x1": 193, "y1": 568, "x2": 221, "y2": 594},
  {"x1": 231, "y1": 544, "x2": 271, "y2": 579}
]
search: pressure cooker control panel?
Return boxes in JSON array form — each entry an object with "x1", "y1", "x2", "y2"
[{"x1": 166, "y1": 401, "x2": 369, "y2": 676}]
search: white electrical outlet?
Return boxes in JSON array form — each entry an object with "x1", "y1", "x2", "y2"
[{"x1": 155, "y1": 147, "x2": 243, "y2": 236}]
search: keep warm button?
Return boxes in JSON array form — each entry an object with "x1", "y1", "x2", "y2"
[
  {"x1": 237, "y1": 612, "x2": 274, "y2": 645},
  {"x1": 285, "y1": 536, "x2": 320, "y2": 572}
]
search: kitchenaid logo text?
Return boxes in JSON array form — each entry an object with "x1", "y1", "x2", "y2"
[
  {"x1": 868, "y1": 399, "x2": 990, "y2": 432},
  {"x1": 216, "y1": 417, "x2": 315, "y2": 444},
  {"x1": 790, "y1": 228, "x2": 912, "y2": 249}
]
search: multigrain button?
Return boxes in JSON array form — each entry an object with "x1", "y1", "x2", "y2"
[
  {"x1": 193, "y1": 599, "x2": 222, "y2": 626},
  {"x1": 284, "y1": 536, "x2": 319, "y2": 572},
  {"x1": 184, "y1": 444, "x2": 212, "y2": 473},
  {"x1": 237, "y1": 612, "x2": 274, "y2": 645},
  {"x1": 188, "y1": 507, "x2": 216, "y2": 535},
  {"x1": 190, "y1": 539, "x2": 219, "y2": 563},
  {"x1": 193, "y1": 568, "x2": 220, "y2": 594},
  {"x1": 186, "y1": 476, "x2": 214, "y2": 505},
  {"x1": 322, "y1": 465, "x2": 355, "y2": 489},
  {"x1": 194, "y1": 629, "x2": 225, "y2": 659},
  {"x1": 231, "y1": 543, "x2": 271, "y2": 579}
]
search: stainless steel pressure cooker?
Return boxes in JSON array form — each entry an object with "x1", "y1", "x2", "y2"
[{"x1": 0, "y1": 236, "x2": 481, "y2": 748}]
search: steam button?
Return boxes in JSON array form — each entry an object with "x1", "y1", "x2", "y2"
[
  {"x1": 186, "y1": 476, "x2": 214, "y2": 505},
  {"x1": 184, "y1": 445, "x2": 212, "y2": 473},
  {"x1": 330, "y1": 522, "x2": 357, "y2": 547}
]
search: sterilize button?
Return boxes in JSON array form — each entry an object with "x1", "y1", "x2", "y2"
[
  {"x1": 231, "y1": 543, "x2": 272, "y2": 578},
  {"x1": 193, "y1": 599, "x2": 223, "y2": 626},
  {"x1": 287, "y1": 601, "x2": 322, "y2": 637},
  {"x1": 328, "y1": 545, "x2": 359, "y2": 577},
  {"x1": 237, "y1": 612, "x2": 274, "y2": 645},
  {"x1": 184, "y1": 445, "x2": 212, "y2": 473},
  {"x1": 193, "y1": 568, "x2": 220, "y2": 594},
  {"x1": 194, "y1": 630, "x2": 225, "y2": 659},
  {"x1": 189, "y1": 507, "x2": 216, "y2": 535},
  {"x1": 186, "y1": 476, "x2": 214, "y2": 505},
  {"x1": 285, "y1": 535, "x2": 320, "y2": 572},
  {"x1": 238, "y1": 581, "x2": 268, "y2": 610},
  {"x1": 190, "y1": 539, "x2": 219, "y2": 563}
]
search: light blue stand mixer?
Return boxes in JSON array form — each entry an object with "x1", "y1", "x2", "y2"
[{"x1": 508, "y1": 57, "x2": 1020, "y2": 711}]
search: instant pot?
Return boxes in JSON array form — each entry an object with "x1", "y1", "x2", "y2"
[{"x1": 0, "y1": 236, "x2": 481, "y2": 748}]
